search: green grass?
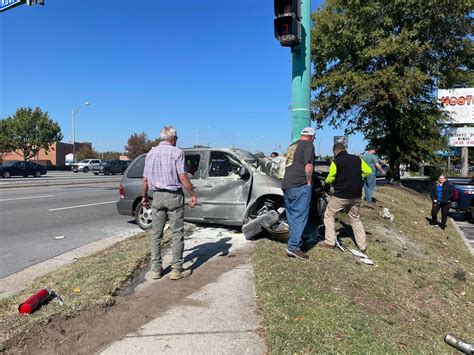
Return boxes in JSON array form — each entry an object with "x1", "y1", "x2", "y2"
[
  {"x1": 0, "y1": 231, "x2": 157, "y2": 348},
  {"x1": 255, "y1": 185, "x2": 473, "y2": 353}
]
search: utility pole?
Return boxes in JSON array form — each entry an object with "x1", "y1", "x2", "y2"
[{"x1": 291, "y1": 0, "x2": 311, "y2": 142}]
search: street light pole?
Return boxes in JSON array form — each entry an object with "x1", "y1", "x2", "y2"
[{"x1": 72, "y1": 101, "x2": 91, "y2": 164}]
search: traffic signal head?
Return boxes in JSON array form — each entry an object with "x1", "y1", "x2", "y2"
[
  {"x1": 274, "y1": 0, "x2": 301, "y2": 19},
  {"x1": 274, "y1": 0, "x2": 301, "y2": 47}
]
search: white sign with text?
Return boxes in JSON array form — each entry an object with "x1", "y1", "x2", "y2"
[{"x1": 447, "y1": 127, "x2": 474, "y2": 147}]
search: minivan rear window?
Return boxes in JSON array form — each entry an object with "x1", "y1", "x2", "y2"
[{"x1": 126, "y1": 155, "x2": 145, "y2": 178}]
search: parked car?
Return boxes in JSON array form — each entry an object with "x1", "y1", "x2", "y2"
[
  {"x1": 0, "y1": 161, "x2": 47, "y2": 178},
  {"x1": 449, "y1": 177, "x2": 474, "y2": 216},
  {"x1": 72, "y1": 159, "x2": 101, "y2": 173},
  {"x1": 93, "y1": 160, "x2": 129, "y2": 175},
  {"x1": 116, "y1": 147, "x2": 283, "y2": 230}
]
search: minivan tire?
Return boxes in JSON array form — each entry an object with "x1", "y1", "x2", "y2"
[
  {"x1": 83, "y1": 167, "x2": 89, "y2": 173},
  {"x1": 34, "y1": 171, "x2": 41, "y2": 177},
  {"x1": 3, "y1": 171, "x2": 11, "y2": 178},
  {"x1": 135, "y1": 201, "x2": 153, "y2": 230}
]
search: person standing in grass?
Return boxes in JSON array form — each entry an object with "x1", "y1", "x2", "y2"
[
  {"x1": 429, "y1": 174, "x2": 453, "y2": 231},
  {"x1": 281, "y1": 127, "x2": 316, "y2": 260},
  {"x1": 322, "y1": 143, "x2": 372, "y2": 252},
  {"x1": 362, "y1": 146, "x2": 386, "y2": 207}
]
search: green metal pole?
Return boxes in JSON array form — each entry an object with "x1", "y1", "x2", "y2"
[{"x1": 291, "y1": 0, "x2": 311, "y2": 142}]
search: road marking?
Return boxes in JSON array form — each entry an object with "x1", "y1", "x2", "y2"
[
  {"x1": 49, "y1": 201, "x2": 116, "y2": 212},
  {"x1": 0, "y1": 195, "x2": 55, "y2": 202}
]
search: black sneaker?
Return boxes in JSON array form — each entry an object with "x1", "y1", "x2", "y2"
[
  {"x1": 285, "y1": 248, "x2": 309, "y2": 260},
  {"x1": 439, "y1": 225, "x2": 446, "y2": 231},
  {"x1": 429, "y1": 221, "x2": 437, "y2": 226}
]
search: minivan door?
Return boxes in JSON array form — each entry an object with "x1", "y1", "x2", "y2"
[
  {"x1": 198, "y1": 150, "x2": 252, "y2": 223},
  {"x1": 182, "y1": 152, "x2": 205, "y2": 221}
]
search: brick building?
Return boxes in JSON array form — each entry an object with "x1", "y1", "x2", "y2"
[{"x1": 1, "y1": 142, "x2": 92, "y2": 167}]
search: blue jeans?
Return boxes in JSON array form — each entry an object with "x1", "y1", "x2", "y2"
[
  {"x1": 284, "y1": 185, "x2": 312, "y2": 251},
  {"x1": 364, "y1": 174, "x2": 376, "y2": 202}
]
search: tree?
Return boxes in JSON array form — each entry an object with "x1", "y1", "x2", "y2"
[
  {"x1": 0, "y1": 118, "x2": 13, "y2": 159},
  {"x1": 124, "y1": 132, "x2": 160, "y2": 159},
  {"x1": 5, "y1": 107, "x2": 63, "y2": 161},
  {"x1": 76, "y1": 145, "x2": 99, "y2": 161},
  {"x1": 311, "y1": 0, "x2": 472, "y2": 180}
]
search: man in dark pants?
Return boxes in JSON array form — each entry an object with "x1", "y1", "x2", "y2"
[
  {"x1": 430, "y1": 174, "x2": 453, "y2": 230},
  {"x1": 282, "y1": 127, "x2": 315, "y2": 260}
]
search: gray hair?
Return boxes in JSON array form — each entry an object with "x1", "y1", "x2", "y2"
[{"x1": 159, "y1": 126, "x2": 177, "y2": 140}]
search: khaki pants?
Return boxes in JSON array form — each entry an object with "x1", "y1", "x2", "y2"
[
  {"x1": 151, "y1": 191, "x2": 185, "y2": 271},
  {"x1": 323, "y1": 196, "x2": 367, "y2": 250}
]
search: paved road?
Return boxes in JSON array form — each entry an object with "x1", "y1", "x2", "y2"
[
  {"x1": 0, "y1": 182, "x2": 141, "y2": 278},
  {"x1": 0, "y1": 171, "x2": 121, "y2": 188},
  {"x1": 450, "y1": 211, "x2": 474, "y2": 251}
]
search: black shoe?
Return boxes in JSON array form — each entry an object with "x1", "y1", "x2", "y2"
[
  {"x1": 439, "y1": 225, "x2": 446, "y2": 231},
  {"x1": 285, "y1": 248, "x2": 309, "y2": 260},
  {"x1": 429, "y1": 221, "x2": 437, "y2": 226}
]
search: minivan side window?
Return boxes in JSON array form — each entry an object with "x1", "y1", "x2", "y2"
[
  {"x1": 127, "y1": 155, "x2": 145, "y2": 178},
  {"x1": 185, "y1": 154, "x2": 201, "y2": 179},
  {"x1": 209, "y1": 152, "x2": 241, "y2": 177}
]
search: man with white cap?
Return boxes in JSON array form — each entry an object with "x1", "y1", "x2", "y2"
[{"x1": 281, "y1": 127, "x2": 315, "y2": 260}]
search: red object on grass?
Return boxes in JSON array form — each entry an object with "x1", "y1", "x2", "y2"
[{"x1": 18, "y1": 289, "x2": 51, "y2": 314}]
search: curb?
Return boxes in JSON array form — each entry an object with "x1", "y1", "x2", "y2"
[{"x1": 449, "y1": 217, "x2": 474, "y2": 256}]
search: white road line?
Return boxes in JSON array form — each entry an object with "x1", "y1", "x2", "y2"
[
  {"x1": 0, "y1": 195, "x2": 55, "y2": 202},
  {"x1": 49, "y1": 201, "x2": 116, "y2": 212}
]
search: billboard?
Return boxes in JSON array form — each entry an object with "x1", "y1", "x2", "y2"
[
  {"x1": 447, "y1": 127, "x2": 474, "y2": 147},
  {"x1": 438, "y1": 88, "x2": 474, "y2": 124}
]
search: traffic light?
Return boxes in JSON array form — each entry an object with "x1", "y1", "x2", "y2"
[{"x1": 274, "y1": 0, "x2": 301, "y2": 47}]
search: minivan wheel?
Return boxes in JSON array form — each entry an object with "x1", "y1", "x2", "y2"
[
  {"x1": 135, "y1": 202, "x2": 153, "y2": 230},
  {"x1": 83, "y1": 167, "x2": 89, "y2": 173},
  {"x1": 34, "y1": 171, "x2": 41, "y2": 177},
  {"x1": 3, "y1": 171, "x2": 11, "y2": 178}
]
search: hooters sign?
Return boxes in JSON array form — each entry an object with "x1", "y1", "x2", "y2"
[{"x1": 438, "y1": 88, "x2": 474, "y2": 124}]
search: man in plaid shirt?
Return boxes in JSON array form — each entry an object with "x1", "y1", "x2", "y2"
[{"x1": 142, "y1": 126, "x2": 197, "y2": 280}]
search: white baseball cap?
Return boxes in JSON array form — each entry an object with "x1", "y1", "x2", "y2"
[{"x1": 301, "y1": 127, "x2": 315, "y2": 136}]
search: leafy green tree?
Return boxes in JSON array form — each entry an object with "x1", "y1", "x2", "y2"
[
  {"x1": 311, "y1": 0, "x2": 472, "y2": 180},
  {"x1": 124, "y1": 132, "x2": 161, "y2": 159},
  {"x1": 76, "y1": 145, "x2": 99, "y2": 161},
  {"x1": 6, "y1": 107, "x2": 63, "y2": 161},
  {"x1": 0, "y1": 118, "x2": 13, "y2": 159}
]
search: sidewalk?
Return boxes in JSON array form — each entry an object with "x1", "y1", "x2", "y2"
[{"x1": 101, "y1": 227, "x2": 266, "y2": 354}]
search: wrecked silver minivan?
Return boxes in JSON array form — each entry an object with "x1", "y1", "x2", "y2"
[{"x1": 116, "y1": 147, "x2": 284, "y2": 234}]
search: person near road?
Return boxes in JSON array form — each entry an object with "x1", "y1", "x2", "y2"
[
  {"x1": 142, "y1": 126, "x2": 198, "y2": 280},
  {"x1": 281, "y1": 127, "x2": 315, "y2": 260},
  {"x1": 362, "y1": 146, "x2": 385, "y2": 206},
  {"x1": 322, "y1": 143, "x2": 372, "y2": 252},
  {"x1": 429, "y1": 175, "x2": 453, "y2": 230}
]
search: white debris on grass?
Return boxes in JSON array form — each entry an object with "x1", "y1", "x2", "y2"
[{"x1": 379, "y1": 207, "x2": 395, "y2": 222}]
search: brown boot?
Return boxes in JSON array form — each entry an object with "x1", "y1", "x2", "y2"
[
  {"x1": 170, "y1": 267, "x2": 192, "y2": 280},
  {"x1": 319, "y1": 242, "x2": 335, "y2": 249},
  {"x1": 285, "y1": 248, "x2": 309, "y2": 260}
]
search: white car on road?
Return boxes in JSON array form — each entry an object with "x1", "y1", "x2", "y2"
[{"x1": 72, "y1": 159, "x2": 101, "y2": 173}]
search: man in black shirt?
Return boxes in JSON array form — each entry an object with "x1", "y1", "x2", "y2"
[
  {"x1": 282, "y1": 127, "x2": 315, "y2": 259},
  {"x1": 322, "y1": 143, "x2": 372, "y2": 252}
]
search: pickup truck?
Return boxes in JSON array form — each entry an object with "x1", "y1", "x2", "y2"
[{"x1": 449, "y1": 177, "x2": 474, "y2": 219}]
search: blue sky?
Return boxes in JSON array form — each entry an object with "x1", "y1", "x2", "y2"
[{"x1": 0, "y1": 0, "x2": 367, "y2": 156}]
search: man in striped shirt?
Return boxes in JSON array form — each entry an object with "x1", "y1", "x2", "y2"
[{"x1": 142, "y1": 126, "x2": 197, "y2": 280}]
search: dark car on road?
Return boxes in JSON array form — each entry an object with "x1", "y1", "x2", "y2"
[
  {"x1": 0, "y1": 161, "x2": 47, "y2": 178},
  {"x1": 93, "y1": 160, "x2": 129, "y2": 175}
]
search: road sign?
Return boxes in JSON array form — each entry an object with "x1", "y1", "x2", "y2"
[{"x1": 0, "y1": 0, "x2": 23, "y2": 12}]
